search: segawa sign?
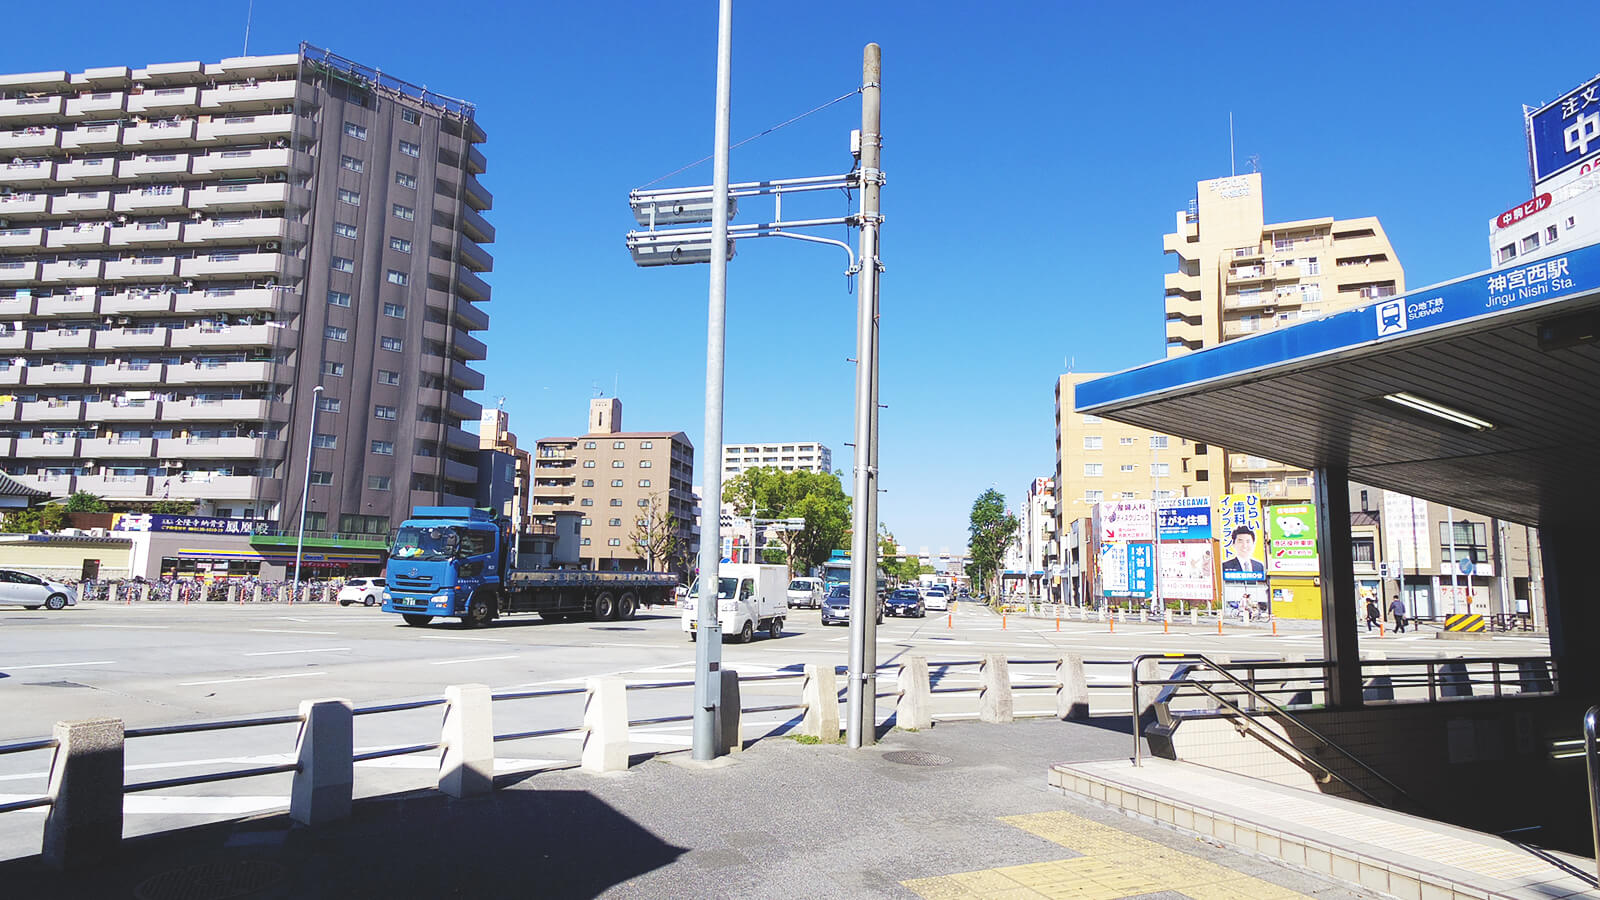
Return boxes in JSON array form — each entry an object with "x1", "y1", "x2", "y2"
[{"x1": 1495, "y1": 193, "x2": 1551, "y2": 229}]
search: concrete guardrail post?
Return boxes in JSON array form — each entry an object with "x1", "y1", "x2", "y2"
[
  {"x1": 896, "y1": 655, "x2": 932, "y2": 731},
  {"x1": 137, "y1": 582, "x2": 149, "y2": 603},
  {"x1": 1439, "y1": 661, "x2": 1474, "y2": 698},
  {"x1": 42, "y1": 718, "x2": 124, "y2": 871},
  {"x1": 1057, "y1": 654, "x2": 1090, "y2": 720},
  {"x1": 439, "y1": 683, "x2": 494, "y2": 798},
  {"x1": 252, "y1": 583, "x2": 263, "y2": 603},
  {"x1": 1517, "y1": 659, "x2": 1555, "y2": 694},
  {"x1": 1096, "y1": 607, "x2": 1105, "y2": 622},
  {"x1": 226, "y1": 583, "x2": 239, "y2": 603},
  {"x1": 978, "y1": 654, "x2": 1013, "y2": 724},
  {"x1": 1190, "y1": 609, "x2": 1198, "y2": 625},
  {"x1": 290, "y1": 699, "x2": 353, "y2": 827},
  {"x1": 718, "y1": 668, "x2": 742, "y2": 754},
  {"x1": 800, "y1": 663, "x2": 840, "y2": 740},
  {"x1": 581, "y1": 676, "x2": 630, "y2": 772}
]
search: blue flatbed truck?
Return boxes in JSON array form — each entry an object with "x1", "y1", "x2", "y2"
[{"x1": 381, "y1": 506, "x2": 679, "y2": 627}]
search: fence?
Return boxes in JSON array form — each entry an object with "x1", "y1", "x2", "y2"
[{"x1": 66, "y1": 578, "x2": 364, "y2": 605}]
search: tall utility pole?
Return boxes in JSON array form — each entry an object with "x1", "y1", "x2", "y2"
[
  {"x1": 847, "y1": 43, "x2": 883, "y2": 749},
  {"x1": 691, "y1": 0, "x2": 734, "y2": 762}
]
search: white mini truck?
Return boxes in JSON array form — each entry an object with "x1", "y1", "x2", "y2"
[{"x1": 683, "y1": 563, "x2": 788, "y2": 642}]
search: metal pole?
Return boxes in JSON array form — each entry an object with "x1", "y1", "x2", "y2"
[
  {"x1": 1447, "y1": 505, "x2": 1459, "y2": 615},
  {"x1": 1585, "y1": 705, "x2": 1600, "y2": 882},
  {"x1": 692, "y1": 0, "x2": 732, "y2": 762},
  {"x1": 847, "y1": 43, "x2": 882, "y2": 750},
  {"x1": 291, "y1": 385, "x2": 322, "y2": 598}
]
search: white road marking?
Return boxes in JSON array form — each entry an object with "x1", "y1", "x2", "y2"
[
  {"x1": 429, "y1": 655, "x2": 516, "y2": 666},
  {"x1": 243, "y1": 648, "x2": 351, "y2": 657},
  {"x1": 248, "y1": 629, "x2": 337, "y2": 636},
  {"x1": 418, "y1": 635, "x2": 507, "y2": 643},
  {"x1": 6, "y1": 660, "x2": 116, "y2": 670},
  {"x1": 83, "y1": 624, "x2": 168, "y2": 630},
  {"x1": 277, "y1": 616, "x2": 310, "y2": 623},
  {"x1": 178, "y1": 672, "x2": 328, "y2": 686}
]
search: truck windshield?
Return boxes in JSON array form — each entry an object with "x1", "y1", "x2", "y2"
[
  {"x1": 390, "y1": 526, "x2": 460, "y2": 561},
  {"x1": 687, "y1": 577, "x2": 741, "y2": 600}
]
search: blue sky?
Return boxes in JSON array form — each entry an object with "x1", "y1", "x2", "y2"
[{"x1": 9, "y1": 2, "x2": 1594, "y2": 551}]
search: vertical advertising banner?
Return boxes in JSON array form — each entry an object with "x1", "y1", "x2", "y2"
[
  {"x1": 1158, "y1": 542, "x2": 1215, "y2": 601},
  {"x1": 1215, "y1": 494, "x2": 1266, "y2": 583},
  {"x1": 1098, "y1": 542, "x2": 1154, "y2": 599},
  {"x1": 1266, "y1": 503, "x2": 1320, "y2": 574},
  {"x1": 1098, "y1": 541, "x2": 1128, "y2": 595},
  {"x1": 1381, "y1": 491, "x2": 1431, "y2": 571},
  {"x1": 1127, "y1": 543, "x2": 1154, "y2": 598}
]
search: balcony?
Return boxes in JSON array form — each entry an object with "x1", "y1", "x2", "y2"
[
  {"x1": 35, "y1": 292, "x2": 98, "y2": 316},
  {"x1": 454, "y1": 299, "x2": 489, "y2": 331},
  {"x1": 65, "y1": 92, "x2": 126, "y2": 118},
  {"x1": 171, "y1": 322, "x2": 283, "y2": 349},
  {"x1": 180, "y1": 251, "x2": 286, "y2": 278},
  {"x1": 460, "y1": 204, "x2": 494, "y2": 244},
  {"x1": 0, "y1": 295, "x2": 36, "y2": 317},
  {"x1": 457, "y1": 237, "x2": 493, "y2": 272},
  {"x1": 0, "y1": 227, "x2": 44, "y2": 251},
  {"x1": 0, "y1": 260, "x2": 42, "y2": 284},
  {"x1": 161, "y1": 398, "x2": 272, "y2": 422},
  {"x1": 80, "y1": 437, "x2": 156, "y2": 459},
  {"x1": 456, "y1": 266, "x2": 490, "y2": 301},
  {"x1": 164, "y1": 359, "x2": 276, "y2": 385},
  {"x1": 191, "y1": 147, "x2": 296, "y2": 177},
  {"x1": 463, "y1": 175, "x2": 492, "y2": 211},
  {"x1": 0, "y1": 126, "x2": 58, "y2": 154},
  {"x1": 0, "y1": 95, "x2": 66, "y2": 122},
  {"x1": 0, "y1": 329, "x2": 26, "y2": 351},
  {"x1": 180, "y1": 286, "x2": 285, "y2": 314},
  {"x1": 1221, "y1": 319, "x2": 1266, "y2": 338},
  {"x1": 183, "y1": 216, "x2": 291, "y2": 245},
  {"x1": 1163, "y1": 271, "x2": 1200, "y2": 295},
  {"x1": 40, "y1": 259, "x2": 104, "y2": 284},
  {"x1": 127, "y1": 85, "x2": 200, "y2": 115},
  {"x1": 74, "y1": 474, "x2": 153, "y2": 498},
  {"x1": 166, "y1": 474, "x2": 259, "y2": 502},
  {"x1": 121, "y1": 119, "x2": 196, "y2": 147},
  {"x1": 51, "y1": 190, "x2": 112, "y2": 215},
  {"x1": 31, "y1": 328, "x2": 93, "y2": 350},
  {"x1": 89, "y1": 363, "x2": 167, "y2": 386},
  {"x1": 453, "y1": 330, "x2": 487, "y2": 361},
  {"x1": 445, "y1": 392, "x2": 481, "y2": 422},
  {"x1": 1226, "y1": 266, "x2": 1273, "y2": 285},
  {"x1": 0, "y1": 160, "x2": 53, "y2": 186},
  {"x1": 444, "y1": 426, "x2": 477, "y2": 452},
  {"x1": 101, "y1": 290, "x2": 175, "y2": 315},
  {"x1": 14, "y1": 436, "x2": 80, "y2": 458},
  {"x1": 55, "y1": 157, "x2": 117, "y2": 183},
  {"x1": 200, "y1": 80, "x2": 302, "y2": 111},
  {"x1": 0, "y1": 366, "x2": 22, "y2": 386},
  {"x1": 46, "y1": 224, "x2": 108, "y2": 249},
  {"x1": 110, "y1": 222, "x2": 183, "y2": 247},
  {"x1": 115, "y1": 185, "x2": 189, "y2": 215},
  {"x1": 94, "y1": 327, "x2": 167, "y2": 351},
  {"x1": 449, "y1": 358, "x2": 484, "y2": 391},
  {"x1": 156, "y1": 436, "x2": 280, "y2": 460},
  {"x1": 443, "y1": 458, "x2": 478, "y2": 484},
  {"x1": 84, "y1": 399, "x2": 160, "y2": 421},
  {"x1": 1221, "y1": 292, "x2": 1276, "y2": 312},
  {"x1": 195, "y1": 113, "x2": 293, "y2": 143},
  {"x1": 0, "y1": 193, "x2": 49, "y2": 216},
  {"x1": 18, "y1": 400, "x2": 84, "y2": 422},
  {"x1": 188, "y1": 182, "x2": 289, "y2": 211},
  {"x1": 104, "y1": 256, "x2": 179, "y2": 281},
  {"x1": 60, "y1": 122, "x2": 123, "y2": 151},
  {"x1": 7, "y1": 473, "x2": 72, "y2": 496},
  {"x1": 117, "y1": 153, "x2": 192, "y2": 179}
]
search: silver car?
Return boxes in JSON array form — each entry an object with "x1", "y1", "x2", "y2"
[{"x1": 0, "y1": 570, "x2": 77, "y2": 610}]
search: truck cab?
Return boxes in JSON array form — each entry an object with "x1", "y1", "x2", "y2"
[
  {"x1": 682, "y1": 563, "x2": 787, "y2": 642},
  {"x1": 383, "y1": 506, "x2": 507, "y2": 627}
]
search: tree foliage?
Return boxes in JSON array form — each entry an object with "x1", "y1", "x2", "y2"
[
  {"x1": 878, "y1": 526, "x2": 924, "y2": 585},
  {"x1": 2, "y1": 504, "x2": 67, "y2": 534},
  {"x1": 64, "y1": 491, "x2": 108, "y2": 513},
  {"x1": 147, "y1": 500, "x2": 196, "y2": 515},
  {"x1": 967, "y1": 488, "x2": 1019, "y2": 602},
  {"x1": 722, "y1": 467, "x2": 850, "y2": 576}
]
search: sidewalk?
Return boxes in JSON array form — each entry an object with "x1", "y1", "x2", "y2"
[{"x1": 0, "y1": 719, "x2": 1381, "y2": 899}]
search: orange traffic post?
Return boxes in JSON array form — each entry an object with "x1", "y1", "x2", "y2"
[
  {"x1": 1379, "y1": 621, "x2": 1385, "y2": 637},
  {"x1": 1002, "y1": 614, "x2": 1007, "y2": 630},
  {"x1": 1216, "y1": 616, "x2": 1222, "y2": 635},
  {"x1": 1163, "y1": 620, "x2": 1169, "y2": 635},
  {"x1": 1109, "y1": 618, "x2": 1114, "y2": 633},
  {"x1": 1055, "y1": 615, "x2": 1060, "y2": 632},
  {"x1": 1272, "y1": 620, "x2": 1278, "y2": 636},
  {"x1": 947, "y1": 613, "x2": 952, "y2": 629}
]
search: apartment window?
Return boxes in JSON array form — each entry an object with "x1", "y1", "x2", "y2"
[
  {"x1": 1149, "y1": 436, "x2": 1169, "y2": 449},
  {"x1": 1439, "y1": 521, "x2": 1490, "y2": 565},
  {"x1": 1152, "y1": 463, "x2": 1170, "y2": 477},
  {"x1": 580, "y1": 537, "x2": 591, "y2": 545},
  {"x1": 638, "y1": 479, "x2": 650, "y2": 487},
  {"x1": 584, "y1": 441, "x2": 597, "y2": 449},
  {"x1": 309, "y1": 470, "x2": 333, "y2": 485},
  {"x1": 340, "y1": 155, "x2": 364, "y2": 173},
  {"x1": 610, "y1": 499, "x2": 623, "y2": 507},
  {"x1": 613, "y1": 441, "x2": 626, "y2": 449},
  {"x1": 1119, "y1": 437, "x2": 1135, "y2": 445},
  {"x1": 333, "y1": 222, "x2": 358, "y2": 240},
  {"x1": 374, "y1": 405, "x2": 397, "y2": 420},
  {"x1": 343, "y1": 122, "x2": 367, "y2": 140},
  {"x1": 327, "y1": 290, "x2": 351, "y2": 307},
  {"x1": 1084, "y1": 463, "x2": 1103, "y2": 477},
  {"x1": 313, "y1": 433, "x2": 337, "y2": 449},
  {"x1": 1120, "y1": 464, "x2": 1135, "y2": 473},
  {"x1": 607, "y1": 538, "x2": 621, "y2": 547},
  {"x1": 377, "y1": 370, "x2": 400, "y2": 385},
  {"x1": 1301, "y1": 283, "x2": 1322, "y2": 303},
  {"x1": 368, "y1": 475, "x2": 391, "y2": 491},
  {"x1": 323, "y1": 361, "x2": 345, "y2": 377},
  {"x1": 398, "y1": 140, "x2": 421, "y2": 158},
  {"x1": 1547, "y1": 225, "x2": 1560, "y2": 243},
  {"x1": 386, "y1": 269, "x2": 408, "y2": 286},
  {"x1": 1083, "y1": 436, "x2": 1102, "y2": 450},
  {"x1": 1352, "y1": 537, "x2": 1376, "y2": 564},
  {"x1": 381, "y1": 337, "x2": 403, "y2": 352},
  {"x1": 639, "y1": 460, "x2": 653, "y2": 469},
  {"x1": 1498, "y1": 244, "x2": 1517, "y2": 264},
  {"x1": 331, "y1": 257, "x2": 355, "y2": 273},
  {"x1": 583, "y1": 460, "x2": 595, "y2": 468},
  {"x1": 389, "y1": 237, "x2": 412, "y2": 254},
  {"x1": 392, "y1": 203, "x2": 414, "y2": 221},
  {"x1": 383, "y1": 302, "x2": 406, "y2": 319},
  {"x1": 395, "y1": 172, "x2": 416, "y2": 189},
  {"x1": 640, "y1": 440, "x2": 653, "y2": 449},
  {"x1": 400, "y1": 108, "x2": 420, "y2": 125},
  {"x1": 317, "y1": 397, "x2": 341, "y2": 412},
  {"x1": 371, "y1": 440, "x2": 394, "y2": 455},
  {"x1": 637, "y1": 499, "x2": 650, "y2": 507},
  {"x1": 338, "y1": 188, "x2": 360, "y2": 206},
  {"x1": 1521, "y1": 233, "x2": 1541, "y2": 254},
  {"x1": 612, "y1": 460, "x2": 624, "y2": 468},
  {"x1": 324, "y1": 326, "x2": 348, "y2": 342},
  {"x1": 610, "y1": 479, "x2": 625, "y2": 487},
  {"x1": 1300, "y1": 257, "x2": 1320, "y2": 276},
  {"x1": 1084, "y1": 490, "x2": 1103, "y2": 502},
  {"x1": 580, "y1": 517, "x2": 592, "y2": 525},
  {"x1": 608, "y1": 518, "x2": 622, "y2": 527}
]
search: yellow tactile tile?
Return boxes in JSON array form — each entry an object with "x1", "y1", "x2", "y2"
[{"x1": 904, "y1": 811, "x2": 1315, "y2": 900}]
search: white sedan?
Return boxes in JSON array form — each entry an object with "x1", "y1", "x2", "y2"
[
  {"x1": 336, "y1": 577, "x2": 387, "y2": 607},
  {"x1": 924, "y1": 588, "x2": 951, "y2": 611},
  {"x1": 0, "y1": 570, "x2": 77, "y2": 610}
]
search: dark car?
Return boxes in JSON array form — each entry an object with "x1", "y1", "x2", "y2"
[
  {"x1": 820, "y1": 585, "x2": 884, "y2": 626},
  {"x1": 885, "y1": 588, "x2": 924, "y2": 618}
]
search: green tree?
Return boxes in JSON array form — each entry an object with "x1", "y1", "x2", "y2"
[
  {"x1": 878, "y1": 526, "x2": 924, "y2": 585},
  {"x1": 967, "y1": 489, "x2": 1018, "y2": 602},
  {"x1": 1, "y1": 503, "x2": 67, "y2": 534},
  {"x1": 64, "y1": 491, "x2": 108, "y2": 513},
  {"x1": 148, "y1": 500, "x2": 197, "y2": 515},
  {"x1": 723, "y1": 467, "x2": 850, "y2": 576}
]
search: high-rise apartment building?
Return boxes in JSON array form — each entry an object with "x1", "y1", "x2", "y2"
[
  {"x1": 1162, "y1": 172, "x2": 1405, "y2": 500},
  {"x1": 0, "y1": 46, "x2": 493, "y2": 540},
  {"x1": 532, "y1": 398, "x2": 696, "y2": 575},
  {"x1": 722, "y1": 442, "x2": 832, "y2": 478}
]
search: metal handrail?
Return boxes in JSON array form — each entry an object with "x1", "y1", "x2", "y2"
[
  {"x1": 492, "y1": 687, "x2": 585, "y2": 702},
  {"x1": 126, "y1": 713, "x2": 302, "y2": 737},
  {"x1": 1585, "y1": 705, "x2": 1600, "y2": 883},
  {"x1": 126, "y1": 762, "x2": 298, "y2": 793},
  {"x1": 1132, "y1": 652, "x2": 1425, "y2": 813},
  {"x1": 0, "y1": 738, "x2": 57, "y2": 755}
]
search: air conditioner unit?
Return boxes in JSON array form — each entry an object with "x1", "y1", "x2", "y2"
[{"x1": 264, "y1": 242, "x2": 279, "y2": 251}]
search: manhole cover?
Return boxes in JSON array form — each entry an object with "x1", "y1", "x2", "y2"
[
  {"x1": 135, "y1": 860, "x2": 285, "y2": 900},
  {"x1": 883, "y1": 750, "x2": 952, "y2": 767}
]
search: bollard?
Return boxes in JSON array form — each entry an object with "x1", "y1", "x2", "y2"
[
  {"x1": 252, "y1": 583, "x2": 263, "y2": 604},
  {"x1": 978, "y1": 654, "x2": 1014, "y2": 724},
  {"x1": 1217, "y1": 614, "x2": 1223, "y2": 635},
  {"x1": 1109, "y1": 618, "x2": 1114, "y2": 633},
  {"x1": 439, "y1": 684, "x2": 494, "y2": 798},
  {"x1": 137, "y1": 582, "x2": 149, "y2": 604},
  {"x1": 800, "y1": 663, "x2": 841, "y2": 740},
  {"x1": 581, "y1": 677, "x2": 630, "y2": 772},
  {"x1": 1189, "y1": 609, "x2": 1198, "y2": 626},
  {"x1": 1272, "y1": 620, "x2": 1278, "y2": 636},
  {"x1": 1139, "y1": 610, "x2": 1148, "y2": 624},
  {"x1": 228, "y1": 583, "x2": 240, "y2": 604},
  {"x1": 946, "y1": 612, "x2": 952, "y2": 629},
  {"x1": 718, "y1": 668, "x2": 742, "y2": 754},
  {"x1": 1163, "y1": 620, "x2": 1168, "y2": 634},
  {"x1": 1056, "y1": 654, "x2": 1090, "y2": 720},
  {"x1": 1379, "y1": 620, "x2": 1385, "y2": 637},
  {"x1": 896, "y1": 655, "x2": 932, "y2": 731},
  {"x1": 291, "y1": 699, "x2": 353, "y2": 827},
  {"x1": 1055, "y1": 615, "x2": 1060, "y2": 632},
  {"x1": 1002, "y1": 614, "x2": 1007, "y2": 630},
  {"x1": 42, "y1": 718, "x2": 124, "y2": 871}
]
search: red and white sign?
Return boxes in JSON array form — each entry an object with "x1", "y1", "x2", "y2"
[{"x1": 1496, "y1": 193, "x2": 1552, "y2": 229}]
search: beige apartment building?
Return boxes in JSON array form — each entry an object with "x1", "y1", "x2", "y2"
[
  {"x1": 531, "y1": 398, "x2": 696, "y2": 575},
  {"x1": 1162, "y1": 172, "x2": 1406, "y2": 500},
  {"x1": 1054, "y1": 373, "x2": 1208, "y2": 511}
]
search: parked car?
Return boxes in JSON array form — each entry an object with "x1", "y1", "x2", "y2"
[
  {"x1": 820, "y1": 584, "x2": 884, "y2": 626},
  {"x1": 337, "y1": 577, "x2": 387, "y2": 607},
  {"x1": 924, "y1": 586, "x2": 951, "y2": 611},
  {"x1": 786, "y1": 576, "x2": 825, "y2": 609},
  {"x1": 0, "y1": 570, "x2": 77, "y2": 610},
  {"x1": 885, "y1": 588, "x2": 925, "y2": 618}
]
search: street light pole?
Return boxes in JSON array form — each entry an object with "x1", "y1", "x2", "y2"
[
  {"x1": 291, "y1": 384, "x2": 323, "y2": 601},
  {"x1": 692, "y1": 0, "x2": 733, "y2": 762}
]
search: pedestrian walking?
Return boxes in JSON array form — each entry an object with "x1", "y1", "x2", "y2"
[
  {"x1": 1389, "y1": 597, "x2": 1408, "y2": 633},
  {"x1": 1365, "y1": 596, "x2": 1380, "y2": 632}
]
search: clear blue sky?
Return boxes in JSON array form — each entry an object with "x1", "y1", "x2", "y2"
[{"x1": 9, "y1": 2, "x2": 1592, "y2": 551}]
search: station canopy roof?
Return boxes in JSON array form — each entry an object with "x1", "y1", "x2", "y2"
[{"x1": 1077, "y1": 242, "x2": 1600, "y2": 528}]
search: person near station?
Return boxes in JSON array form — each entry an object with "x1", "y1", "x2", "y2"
[
  {"x1": 1389, "y1": 596, "x2": 1409, "y2": 633},
  {"x1": 1220, "y1": 526, "x2": 1265, "y2": 576},
  {"x1": 1365, "y1": 594, "x2": 1380, "y2": 631}
]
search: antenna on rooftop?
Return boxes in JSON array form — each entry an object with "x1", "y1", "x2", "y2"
[
  {"x1": 243, "y1": 0, "x2": 254, "y2": 56},
  {"x1": 1229, "y1": 111, "x2": 1235, "y2": 177}
]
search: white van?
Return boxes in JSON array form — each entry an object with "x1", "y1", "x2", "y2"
[
  {"x1": 683, "y1": 563, "x2": 788, "y2": 643},
  {"x1": 786, "y1": 576, "x2": 825, "y2": 609}
]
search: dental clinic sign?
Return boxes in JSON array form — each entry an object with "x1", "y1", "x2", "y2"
[{"x1": 1528, "y1": 74, "x2": 1600, "y2": 190}]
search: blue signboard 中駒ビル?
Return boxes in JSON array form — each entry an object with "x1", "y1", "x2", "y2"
[
  {"x1": 1529, "y1": 75, "x2": 1600, "y2": 186},
  {"x1": 1157, "y1": 497, "x2": 1212, "y2": 541}
]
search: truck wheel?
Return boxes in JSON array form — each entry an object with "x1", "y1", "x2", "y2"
[
  {"x1": 464, "y1": 595, "x2": 495, "y2": 628},
  {"x1": 768, "y1": 617, "x2": 782, "y2": 639},
  {"x1": 402, "y1": 614, "x2": 434, "y2": 627},
  {"x1": 617, "y1": 592, "x2": 638, "y2": 621},
  {"x1": 738, "y1": 621, "x2": 754, "y2": 643},
  {"x1": 593, "y1": 592, "x2": 617, "y2": 621}
]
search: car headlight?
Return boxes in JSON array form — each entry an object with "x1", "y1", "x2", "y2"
[
  {"x1": 381, "y1": 591, "x2": 392, "y2": 602},
  {"x1": 431, "y1": 594, "x2": 448, "y2": 605}
]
